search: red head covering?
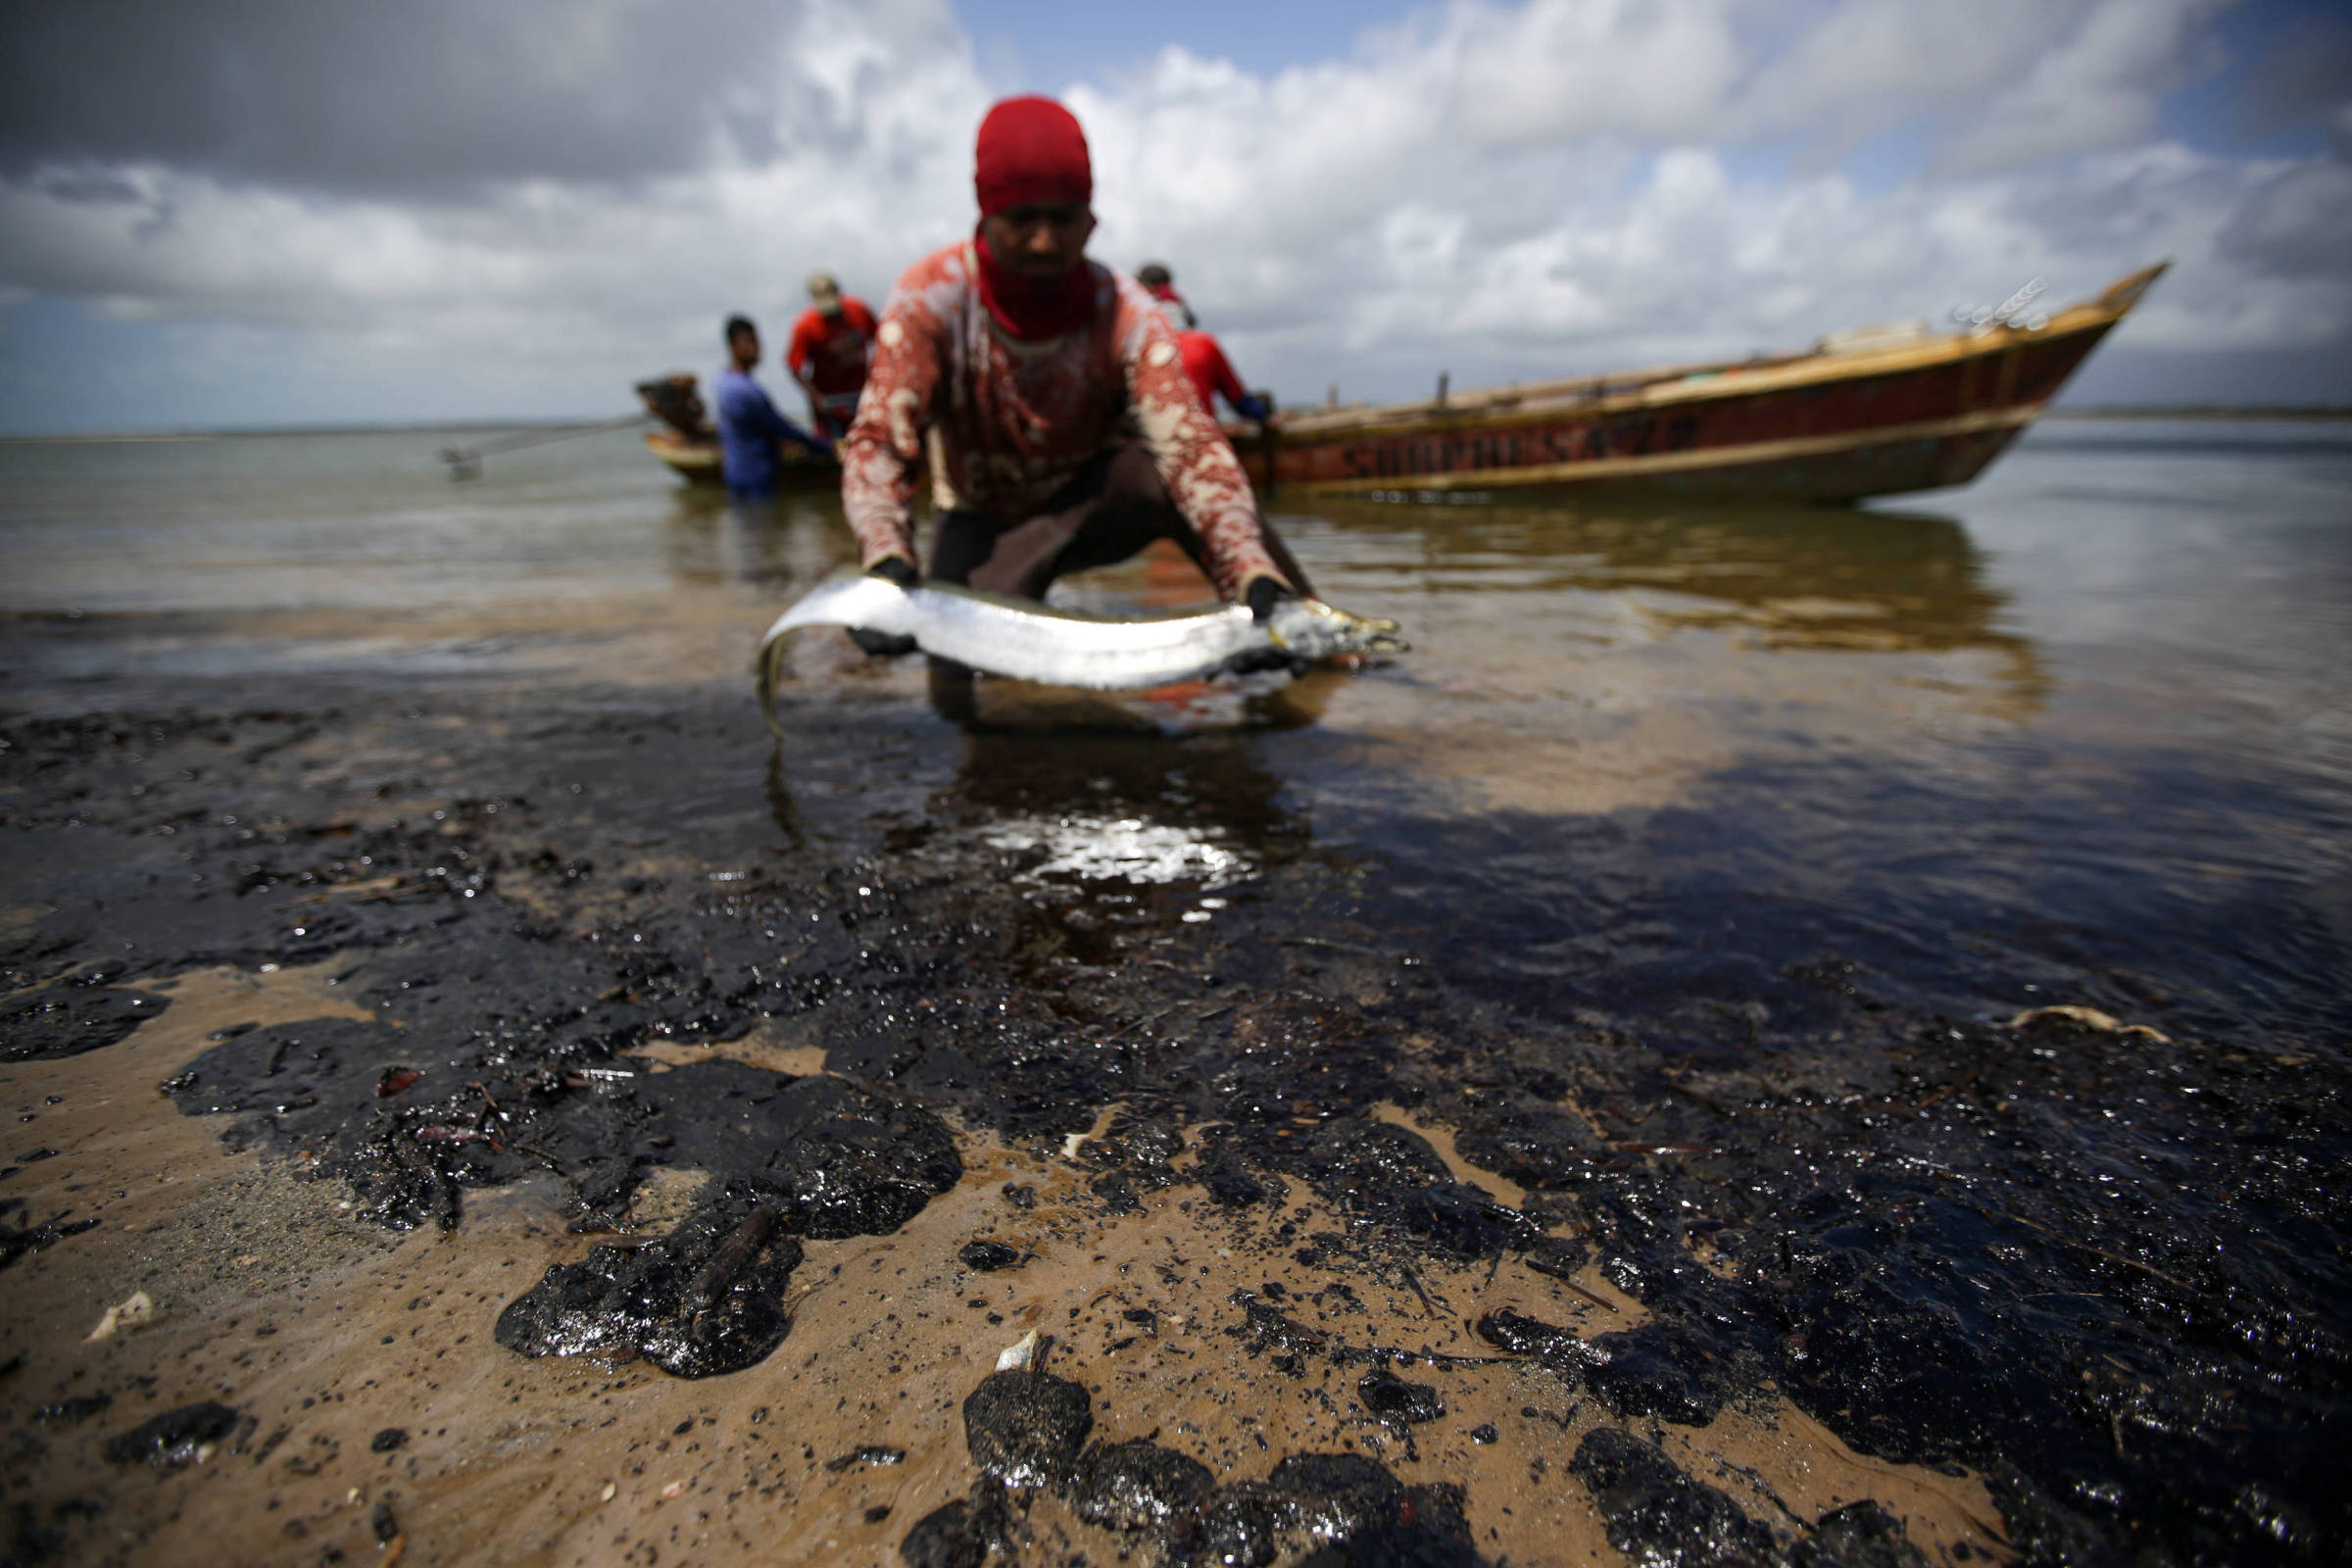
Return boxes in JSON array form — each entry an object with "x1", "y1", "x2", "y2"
[
  {"x1": 973, "y1": 96, "x2": 1092, "y2": 216},
  {"x1": 970, "y1": 96, "x2": 1098, "y2": 340}
]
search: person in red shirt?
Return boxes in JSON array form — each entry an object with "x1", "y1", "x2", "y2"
[
  {"x1": 785, "y1": 270, "x2": 878, "y2": 440},
  {"x1": 1135, "y1": 262, "x2": 1194, "y2": 327},
  {"x1": 1178, "y1": 328, "x2": 1273, "y2": 425},
  {"x1": 1136, "y1": 261, "x2": 1274, "y2": 424},
  {"x1": 841, "y1": 97, "x2": 1312, "y2": 640}
]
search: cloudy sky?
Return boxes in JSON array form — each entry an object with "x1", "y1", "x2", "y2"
[{"x1": 0, "y1": 0, "x2": 2345, "y2": 434}]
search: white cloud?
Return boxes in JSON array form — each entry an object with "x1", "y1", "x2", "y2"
[
  {"x1": 0, "y1": 0, "x2": 2340, "y2": 430},
  {"x1": 1442, "y1": 0, "x2": 1747, "y2": 144},
  {"x1": 1936, "y1": 0, "x2": 2230, "y2": 172}
]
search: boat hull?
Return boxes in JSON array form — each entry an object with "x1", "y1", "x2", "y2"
[
  {"x1": 646, "y1": 430, "x2": 723, "y2": 485},
  {"x1": 1243, "y1": 266, "x2": 2160, "y2": 503},
  {"x1": 644, "y1": 430, "x2": 839, "y2": 492}
]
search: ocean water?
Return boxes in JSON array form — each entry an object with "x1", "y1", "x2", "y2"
[
  {"x1": 6, "y1": 416, "x2": 2350, "y2": 1561},
  {"x1": 4, "y1": 417, "x2": 2342, "y2": 1050}
]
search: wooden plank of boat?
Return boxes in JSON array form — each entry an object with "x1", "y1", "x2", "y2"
[
  {"x1": 646, "y1": 428, "x2": 723, "y2": 485},
  {"x1": 1237, "y1": 264, "x2": 2164, "y2": 503},
  {"x1": 642, "y1": 424, "x2": 841, "y2": 491},
  {"x1": 635, "y1": 372, "x2": 842, "y2": 491}
]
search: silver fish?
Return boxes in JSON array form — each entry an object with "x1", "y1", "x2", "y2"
[{"x1": 756, "y1": 575, "x2": 1404, "y2": 723}]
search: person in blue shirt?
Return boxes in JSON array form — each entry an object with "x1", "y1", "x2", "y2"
[{"x1": 714, "y1": 315, "x2": 830, "y2": 497}]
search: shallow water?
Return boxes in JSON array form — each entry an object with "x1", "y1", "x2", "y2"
[
  {"x1": 3, "y1": 417, "x2": 2348, "y2": 1564},
  {"x1": 8, "y1": 418, "x2": 2341, "y2": 1047}
]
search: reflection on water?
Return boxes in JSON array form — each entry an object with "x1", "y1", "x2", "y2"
[
  {"x1": 6, "y1": 421, "x2": 2345, "y2": 1053},
  {"x1": 922, "y1": 663, "x2": 1348, "y2": 737},
  {"x1": 779, "y1": 718, "x2": 1329, "y2": 947},
  {"x1": 1310, "y1": 493, "x2": 2039, "y2": 662},
  {"x1": 662, "y1": 490, "x2": 856, "y2": 588},
  {"x1": 982, "y1": 815, "x2": 1251, "y2": 888},
  {"x1": 761, "y1": 698, "x2": 1320, "y2": 933},
  {"x1": 942, "y1": 725, "x2": 1298, "y2": 849}
]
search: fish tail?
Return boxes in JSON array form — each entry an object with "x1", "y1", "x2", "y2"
[{"x1": 755, "y1": 629, "x2": 790, "y2": 738}]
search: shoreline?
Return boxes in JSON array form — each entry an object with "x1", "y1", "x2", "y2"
[
  {"x1": 4, "y1": 514, "x2": 2343, "y2": 1565},
  {"x1": 5, "y1": 406, "x2": 2351, "y2": 448},
  {"x1": 0, "y1": 965, "x2": 2006, "y2": 1564}
]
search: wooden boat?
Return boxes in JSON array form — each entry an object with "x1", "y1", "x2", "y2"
[
  {"x1": 633, "y1": 373, "x2": 841, "y2": 491},
  {"x1": 1239, "y1": 264, "x2": 2165, "y2": 502}
]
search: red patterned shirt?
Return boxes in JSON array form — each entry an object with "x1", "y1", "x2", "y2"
[{"x1": 842, "y1": 240, "x2": 1280, "y2": 599}]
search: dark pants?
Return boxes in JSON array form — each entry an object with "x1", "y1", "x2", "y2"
[
  {"x1": 926, "y1": 442, "x2": 1312, "y2": 601},
  {"x1": 813, "y1": 392, "x2": 859, "y2": 442}
]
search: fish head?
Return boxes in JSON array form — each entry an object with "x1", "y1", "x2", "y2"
[{"x1": 1265, "y1": 598, "x2": 1409, "y2": 661}]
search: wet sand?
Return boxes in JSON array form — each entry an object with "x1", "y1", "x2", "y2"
[
  {"x1": 5, "y1": 430, "x2": 2349, "y2": 1565},
  {"x1": 3, "y1": 966, "x2": 2003, "y2": 1565}
]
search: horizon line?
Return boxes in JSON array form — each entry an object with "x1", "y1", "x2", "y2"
[{"x1": 7, "y1": 401, "x2": 2352, "y2": 445}]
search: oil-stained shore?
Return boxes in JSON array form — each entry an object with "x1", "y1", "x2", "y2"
[{"x1": 2, "y1": 580, "x2": 2346, "y2": 1568}]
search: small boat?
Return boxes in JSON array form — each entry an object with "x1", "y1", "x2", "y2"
[
  {"x1": 633, "y1": 374, "x2": 841, "y2": 490},
  {"x1": 1240, "y1": 264, "x2": 2165, "y2": 503}
]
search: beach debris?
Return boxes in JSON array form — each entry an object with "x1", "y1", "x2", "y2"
[
  {"x1": 1795, "y1": 1500, "x2": 1934, "y2": 1568},
  {"x1": 901, "y1": 1491, "x2": 1009, "y2": 1568},
  {"x1": 103, "y1": 1400, "x2": 243, "y2": 1469},
  {"x1": 1519, "y1": 1233, "x2": 1594, "y2": 1282},
  {"x1": 1184, "y1": 1453, "x2": 1475, "y2": 1566},
  {"x1": 962, "y1": 1366, "x2": 1093, "y2": 1488},
  {"x1": 957, "y1": 1240, "x2": 1021, "y2": 1272},
  {"x1": 34, "y1": 1394, "x2": 114, "y2": 1425},
  {"x1": 1198, "y1": 1148, "x2": 1272, "y2": 1206},
  {"x1": 1, "y1": 983, "x2": 169, "y2": 1062},
  {"x1": 564, "y1": 1157, "x2": 643, "y2": 1234},
  {"x1": 86, "y1": 1290, "x2": 156, "y2": 1342},
  {"x1": 0, "y1": 1203, "x2": 102, "y2": 1273},
  {"x1": 1065, "y1": 1438, "x2": 1215, "y2": 1531},
  {"x1": 823, "y1": 1445, "x2": 906, "y2": 1473},
  {"x1": 2005, "y1": 1004, "x2": 2171, "y2": 1043},
  {"x1": 1571, "y1": 1427, "x2": 1776, "y2": 1566},
  {"x1": 1452, "y1": 1104, "x2": 1609, "y2": 1189},
  {"x1": 1399, "y1": 1180, "x2": 1534, "y2": 1259},
  {"x1": 1357, "y1": 1368, "x2": 1445, "y2": 1423},
  {"x1": 1582, "y1": 1322, "x2": 1732, "y2": 1426},
  {"x1": 1474, "y1": 1307, "x2": 1581, "y2": 1358},
  {"x1": 495, "y1": 1182, "x2": 802, "y2": 1378}
]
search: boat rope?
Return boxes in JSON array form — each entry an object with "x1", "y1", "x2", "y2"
[{"x1": 440, "y1": 414, "x2": 649, "y2": 478}]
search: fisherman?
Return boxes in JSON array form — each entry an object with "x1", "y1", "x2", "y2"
[
  {"x1": 841, "y1": 96, "x2": 1313, "y2": 637},
  {"x1": 715, "y1": 315, "x2": 829, "y2": 499},
  {"x1": 1137, "y1": 262, "x2": 1274, "y2": 425},
  {"x1": 1181, "y1": 322, "x2": 1273, "y2": 425},
  {"x1": 785, "y1": 271, "x2": 879, "y2": 440},
  {"x1": 1135, "y1": 262, "x2": 1194, "y2": 327}
]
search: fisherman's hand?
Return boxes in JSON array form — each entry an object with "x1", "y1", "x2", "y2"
[
  {"x1": 1245, "y1": 574, "x2": 1294, "y2": 623},
  {"x1": 849, "y1": 556, "x2": 921, "y2": 655}
]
